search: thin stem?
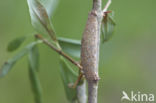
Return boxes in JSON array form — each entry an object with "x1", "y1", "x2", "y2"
[
  {"x1": 81, "y1": 0, "x2": 112, "y2": 103},
  {"x1": 71, "y1": 73, "x2": 83, "y2": 88},
  {"x1": 103, "y1": 0, "x2": 112, "y2": 12},
  {"x1": 35, "y1": 34, "x2": 82, "y2": 71},
  {"x1": 36, "y1": 34, "x2": 87, "y2": 103},
  {"x1": 88, "y1": 81, "x2": 98, "y2": 103}
]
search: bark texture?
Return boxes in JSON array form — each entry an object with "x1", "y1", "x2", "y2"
[
  {"x1": 81, "y1": 11, "x2": 100, "y2": 81},
  {"x1": 81, "y1": 0, "x2": 103, "y2": 103}
]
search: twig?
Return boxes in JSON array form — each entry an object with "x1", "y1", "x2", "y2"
[
  {"x1": 103, "y1": 0, "x2": 112, "y2": 12},
  {"x1": 35, "y1": 34, "x2": 82, "y2": 71},
  {"x1": 35, "y1": 34, "x2": 87, "y2": 103},
  {"x1": 81, "y1": 0, "x2": 102, "y2": 102},
  {"x1": 81, "y1": 0, "x2": 112, "y2": 103},
  {"x1": 69, "y1": 73, "x2": 83, "y2": 88}
]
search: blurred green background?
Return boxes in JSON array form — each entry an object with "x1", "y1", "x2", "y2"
[{"x1": 0, "y1": 0, "x2": 156, "y2": 103}]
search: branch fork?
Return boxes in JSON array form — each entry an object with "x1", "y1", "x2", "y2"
[
  {"x1": 35, "y1": 34, "x2": 84, "y2": 88},
  {"x1": 35, "y1": 1, "x2": 112, "y2": 103},
  {"x1": 81, "y1": 0, "x2": 112, "y2": 103},
  {"x1": 35, "y1": 34, "x2": 82, "y2": 70}
]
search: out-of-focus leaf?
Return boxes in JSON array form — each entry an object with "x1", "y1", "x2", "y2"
[
  {"x1": 0, "y1": 50, "x2": 27, "y2": 77},
  {"x1": 58, "y1": 37, "x2": 81, "y2": 58},
  {"x1": 101, "y1": 12, "x2": 116, "y2": 43},
  {"x1": 28, "y1": 44, "x2": 39, "y2": 71},
  {"x1": 7, "y1": 36, "x2": 26, "y2": 52},
  {"x1": 28, "y1": 56, "x2": 42, "y2": 103},
  {"x1": 27, "y1": 0, "x2": 56, "y2": 40},
  {"x1": 0, "y1": 41, "x2": 42, "y2": 77},
  {"x1": 59, "y1": 56, "x2": 78, "y2": 102}
]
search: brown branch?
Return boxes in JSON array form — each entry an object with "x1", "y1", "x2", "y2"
[
  {"x1": 81, "y1": 0, "x2": 112, "y2": 103},
  {"x1": 35, "y1": 34, "x2": 82, "y2": 71},
  {"x1": 35, "y1": 34, "x2": 88, "y2": 103},
  {"x1": 81, "y1": 0, "x2": 102, "y2": 102},
  {"x1": 69, "y1": 73, "x2": 83, "y2": 89}
]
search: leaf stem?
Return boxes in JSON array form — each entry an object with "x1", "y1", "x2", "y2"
[
  {"x1": 35, "y1": 34, "x2": 82, "y2": 71},
  {"x1": 103, "y1": 0, "x2": 112, "y2": 12}
]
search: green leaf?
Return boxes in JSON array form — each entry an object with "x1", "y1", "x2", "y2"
[
  {"x1": 0, "y1": 50, "x2": 27, "y2": 77},
  {"x1": 27, "y1": 0, "x2": 56, "y2": 40},
  {"x1": 58, "y1": 37, "x2": 81, "y2": 58},
  {"x1": 40, "y1": 0, "x2": 59, "y2": 17},
  {"x1": 28, "y1": 57, "x2": 42, "y2": 103},
  {"x1": 101, "y1": 12, "x2": 116, "y2": 43},
  {"x1": 28, "y1": 44, "x2": 39, "y2": 72},
  {"x1": 59, "y1": 56, "x2": 78, "y2": 102},
  {"x1": 7, "y1": 36, "x2": 26, "y2": 52},
  {"x1": 28, "y1": 40, "x2": 42, "y2": 103},
  {"x1": 0, "y1": 41, "x2": 42, "y2": 77}
]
